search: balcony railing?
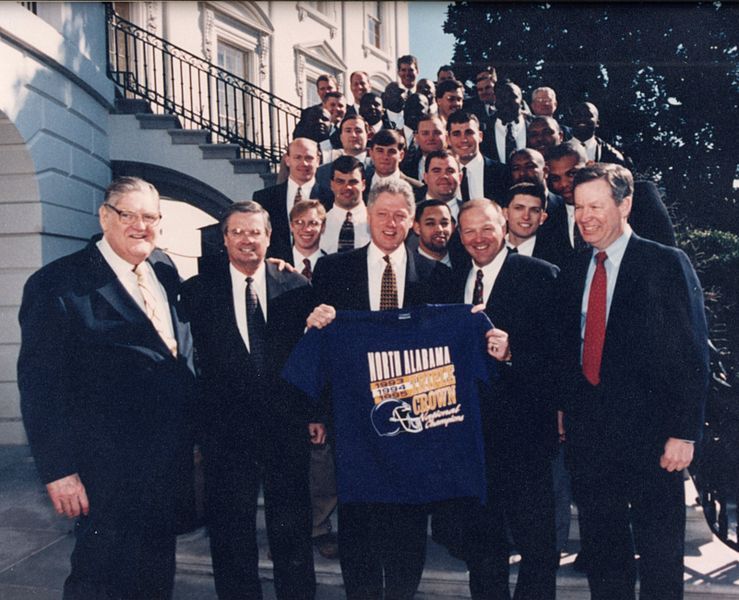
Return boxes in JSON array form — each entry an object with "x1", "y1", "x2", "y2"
[{"x1": 105, "y1": 4, "x2": 300, "y2": 166}]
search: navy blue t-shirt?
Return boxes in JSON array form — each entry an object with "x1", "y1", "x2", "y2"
[{"x1": 282, "y1": 304, "x2": 495, "y2": 505}]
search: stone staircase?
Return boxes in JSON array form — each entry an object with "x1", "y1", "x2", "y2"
[
  {"x1": 108, "y1": 98, "x2": 277, "y2": 206},
  {"x1": 175, "y1": 477, "x2": 739, "y2": 599}
]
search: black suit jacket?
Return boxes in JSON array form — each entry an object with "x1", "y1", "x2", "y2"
[
  {"x1": 182, "y1": 262, "x2": 314, "y2": 460},
  {"x1": 460, "y1": 155, "x2": 508, "y2": 204},
  {"x1": 481, "y1": 114, "x2": 532, "y2": 164},
  {"x1": 555, "y1": 234, "x2": 709, "y2": 467},
  {"x1": 18, "y1": 242, "x2": 196, "y2": 530},
  {"x1": 311, "y1": 244, "x2": 453, "y2": 310},
  {"x1": 253, "y1": 181, "x2": 323, "y2": 261},
  {"x1": 454, "y1": 253, "x2": 560, "y2": 472}
]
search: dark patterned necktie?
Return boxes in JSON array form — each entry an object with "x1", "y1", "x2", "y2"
[
  {"x1": 294, "y1": 186, "x2": 303, "y2": 204},
  {"x1": 508, "y1": 246, "x2": 518, "y2": 254},
  {"x1": 380, "y1": 255, "x2": 398, "y2": 310},
  {"x1": 582, "y1": 252, "x2": 608, "y2": 385},
  {"x1": 460, "y1": 166, "x2": 470, "y2": 202},
  {"x1": 245, "y1": 277, "x2": 266, "y2": 374},
  {"x1": 505, "y1": 122, "x2": 516, "y2": 163},
  {"x1": 301, "y1": 258, "x2": 312, "y2": 280},
  {"x1": 338, "y1": 211, "x2": 354, "y2": 252},
  {"x1": 472, "y1": 269, "x2": 484, "y2": 305}
]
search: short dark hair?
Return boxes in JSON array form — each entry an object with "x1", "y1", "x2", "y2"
[
  {"x1": 220, "y1": 201, "x2": 271, "y2": 235},
  {"x1": 424, "y1": 149, "x2": 458, "y2": 173},
  {"x1": 437, "y1": 64, "x2": 455, "y2": 76},
  {"x1": 546, "y1": 140, "x2": 587, "y2": 164},
  {"x1": 435, "y1": 79, "x2": 464, "y2": 99},
  {"x1": 339, "y1": 114, "x2": 368, "y2": 131},
  {"x1": 322, "y1": 91, "x2": 344, "y2": 103},
  {"x1": 397, "y1": 54, "x2": 418, "y2": 71},
  {"x1": 316, "y1": 74, "x2": 337, "y2": 87},
  {"x1": 573, "y1": 163, "x2": 633, "y2": 206},
  {"x1": 415, "y1": 198, "x2": 452, "y2": 222},
  {"x1": 370, "y1": 128, "x2": 405, "y2": 151},
  {"x1": 445, "y1": 110, "x2": 481, "y2": 132},
  {"x1": 331, "y1": 155, "x2": 365, "y2": 180},
  {"x1": 506, "y1": 182, "x2": 547, "y2": 211}
]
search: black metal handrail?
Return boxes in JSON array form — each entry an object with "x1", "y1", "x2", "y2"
[{"x1": 105, "y1": 4, "x2": 300, "y2": 165}]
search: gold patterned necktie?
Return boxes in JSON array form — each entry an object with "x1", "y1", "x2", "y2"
[
  {"x1": 133, "y1": 263, "x2": 177, "y2": 357},
  {"x1": 380, "y1": 255, "x2": 399, "y2": 310}
]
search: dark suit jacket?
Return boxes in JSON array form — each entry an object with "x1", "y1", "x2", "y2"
[
  {"x1": 311, "y1": 244, "x2": 454, "y2": 310},
  {"x1": 253, "y1": 181, "x2": 323, "y2": 261},
  {"x1": 593, "y1": 136, "x2": 634, "y2": 169},
  {"x1": 536, "y1": 180, "x2": 675, "y2": 268},
  {"x1": 454, "y1": 253, "x2": 560, "y2": 472},
  {"x1": 481, "y1": 114, "x2": 532, "y2": 164},
  {"x1": 182, "y1": 262, "x2": 314, "y2": 460},
  {"x1": 555, "y1": 234, "x2": 709, "y2": 468},
  {"x1": 18, "y1": 242, "x2": 196, "y2": 531},
  {"x1": 461, "y1": 155, "x2": 508, "y2": 204}
]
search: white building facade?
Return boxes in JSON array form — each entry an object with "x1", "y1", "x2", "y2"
[{"x1": 0, "y1": 1, "x2": 410, "y2": 445}]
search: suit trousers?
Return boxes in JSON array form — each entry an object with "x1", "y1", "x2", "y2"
[
  {"x1": 338, "y1": 502, "x2": 428, "y2": 600},
  {"x1": 568, "y1": 448, "x2": 686, "y2": 600},
  {"x1": 310, "y1": 443, "x2": 338, "y2": 537},
  {"x1": 464, "y1": 462, "x2": 558, "y2": 600},
  {"x1": 204, "y1": 435, "x2": 315, "y2": 600},
  {"x1": 62, "y1": 515, "x2": 176, "y2": 600}
]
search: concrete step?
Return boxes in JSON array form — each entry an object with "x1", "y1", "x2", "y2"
[
  {"x1": 200, "y1": 143, "x2": 240, "y2": 160},
  {"x1": 231, "y1": 158, "x2": 272, "y2": 174},
  {"x1": 114, "y1": 97, "x2": 152, "y2": 114},
  {"x1": 169, "y1": 129, "x2": 211, "y2": 145},
  {"x1": 136, "y1": 113, "x2": 182, "y2": 130}
]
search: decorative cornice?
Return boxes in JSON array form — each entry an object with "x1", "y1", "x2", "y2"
[{"x1": 202, "y1": 6, "x2": 214, "y2": 61}]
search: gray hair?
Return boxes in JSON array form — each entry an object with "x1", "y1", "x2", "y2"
[
  {"x1": 367, "y1": 179, "x2": 415, "y2": 214},
  {"x1": 220, "y1": 200, "x2": 272, "y2": 235},
  {"x1": 104, "y1": 176, "x2": 159, "y2": 206}
]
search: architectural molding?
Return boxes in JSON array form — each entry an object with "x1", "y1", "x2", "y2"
[
  {"x1": 296, "y1": 2, "x2": 337, "y2": 39},
  {"x1": 202, "y1": 6, "x2": 214, "y2": 61},
  {"x1": 295, "y1": 53, "x2": 305, "y2": 98},
  {"x1": 202, "y1": 1, "x2": 274, "y2": 35},
  {"x1": 293, "y1": 40, "x2": 347, "y2": 73},
  {"x1": 145, "y1": 2, "x2": 158, "y2": 34}
]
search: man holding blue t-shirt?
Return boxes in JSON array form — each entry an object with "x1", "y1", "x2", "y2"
[{"x1": 305, "y1": 179, "x2": 510, "y2": 600}]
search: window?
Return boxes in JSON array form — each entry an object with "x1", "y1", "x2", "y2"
[
  {"x1": 216, "y1": 41, "x2": 251, "y2": 138},
  {"x1": 367, "y1": 2, "x2": 382, "y2": 49}
]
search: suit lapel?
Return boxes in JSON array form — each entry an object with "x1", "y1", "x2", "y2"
[{"x1": 605, "y1": 235, "x2": 643, "y2": 334}]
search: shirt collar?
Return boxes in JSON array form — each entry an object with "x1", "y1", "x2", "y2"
[
  {"x1": 473, "y1": 245, "x2": 508, "y2": 277},
  {"x1": 288, "y1": 177, "x2": 316, "y2": 197},
  {"x1": 368, "y1": 240, "x2": 407, "y2": 265},
  {"x1": 229, "y1": 261, "x2": 266, "y2": 287},
  {"x1": 330, "y1": 202, "x2": 367, "y2": 218},
  {"x1": 592, "y1": 225, "x2": 632, "y2": 268},
  {"x1": 97, "y1": 236, "x2": 141, "y2": 276}
]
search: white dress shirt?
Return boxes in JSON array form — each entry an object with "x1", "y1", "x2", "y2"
[
  {"x1": 230, "y1": 262, "x2": 268, "y2": 351},
  {"x1": 292, "y1": 247, "x2": 325, "y2": 273},
  {"x1": 506, "y1": 233, "x2": 536, "y2": 257},
  {"x1": 462, "y1": 152, "x2": 486, "y2": 200},
  {"x1": 371, "y1": 170, "x2": 402, "y2": 190},
  {"x1": 566, "y1": 204, "x2": 576, "y2": 248},
  {"x1": 286, "y1": 177, "x2": 316, "y2": 217},
  {"x1": 321, "y1": 203, "x2": 370, "y2": 254},
  {"x1": 494, "y1": 116, "x2": 527, "y2": 163},
  {"x1": 367, "y1": 242, "x2": 407, "y2": 310},
  {"x1": 464, "y1": 247, "x2": 509, "y2": 305},
  {"x1": 580, "y1": 136, "x2": 598, "y2": 162},
  {"x1": 97, "y1": 238, "x2": 175, "y2": 340}
]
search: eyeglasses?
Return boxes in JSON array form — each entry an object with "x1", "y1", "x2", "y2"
[
  {"x1": 291, "y1": 219, "x2": 323, "y2": 229},
  {"x1": 226, "y1": 228, "x2": 265, "y2": 238},
  {"x1": 104, "y1": 203, "x2": 161, "y2": 226}
]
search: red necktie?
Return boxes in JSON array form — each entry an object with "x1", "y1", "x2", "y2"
[
  {"x1": 301, "y1": 258, "x2": 312, "y2": 280},
  {"x1": 582, "y1": 252, "x2": 608, "y2": 385}
]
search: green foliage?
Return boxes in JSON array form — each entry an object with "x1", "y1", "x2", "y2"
[{"x1": 444, "y1": 2, "x2": 739, "y2": 233}]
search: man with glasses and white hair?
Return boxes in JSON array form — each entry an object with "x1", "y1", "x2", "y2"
[{"x1": 18, "y1": 176, "x2": 197, "y2": 599}]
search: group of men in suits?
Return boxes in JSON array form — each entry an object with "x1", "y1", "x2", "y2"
[{"x1": 17, "y1": 55, "x2": 709, "y2": 600}]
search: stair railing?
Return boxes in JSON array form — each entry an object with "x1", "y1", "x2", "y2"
[{"x1": 105, "y1": 3, "x2": 300, "y2": 166}]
